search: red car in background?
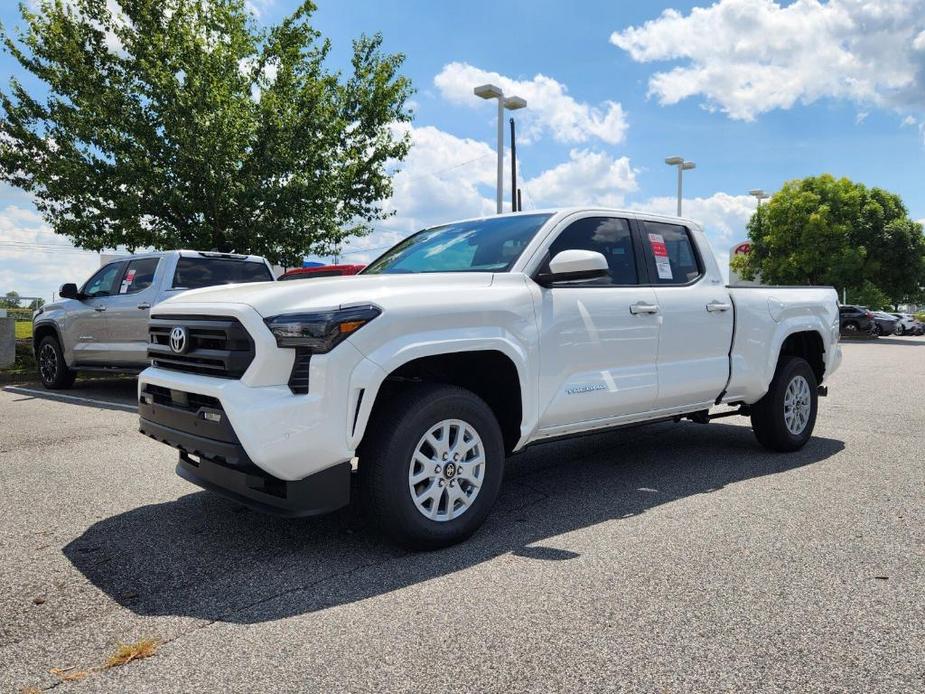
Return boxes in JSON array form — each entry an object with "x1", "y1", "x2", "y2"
[{"x1": 278, "y1": 264, "x2": 365, "y2": 281}]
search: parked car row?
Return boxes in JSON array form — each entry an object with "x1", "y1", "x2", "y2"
[{"x1": 838, "y1": 305, "x2": 925, "y2": 337}]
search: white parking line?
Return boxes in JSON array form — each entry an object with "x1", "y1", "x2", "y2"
[{"x1": 2, "y1": 386, "x2": 137, "y2": 412}]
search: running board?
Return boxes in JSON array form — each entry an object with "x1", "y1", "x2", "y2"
[{"x1": 677, "y1": 406, "x2": 750, "y2": 424}]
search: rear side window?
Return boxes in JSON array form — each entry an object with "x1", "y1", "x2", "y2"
[
  {"x1": 172, "y1": 258, "x2": 272, "y2": 289},
  {"x1": 118, "y1": 257, "x2": 159, "y2": 294},
  {"x1": 642, "y1": 221, "x2": 702, "y2": 284},
  {"x1": 543, "y1": 217, "x2": 639, "y2": 286}
]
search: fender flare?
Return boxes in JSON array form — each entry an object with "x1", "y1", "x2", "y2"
[{"x1": 346, "y1": 335, "x2": 534, "y2": 451}]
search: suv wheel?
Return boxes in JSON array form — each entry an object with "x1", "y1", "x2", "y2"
[
  {"x1": 38, "y1": 335, "x2": 76, "y2": 390},
  {"x1": 358, "y1": 383, "x2": 505, "y2": 550},
  {"x1": 750, "y1": 356, "x2": 818, "y2": 452}
]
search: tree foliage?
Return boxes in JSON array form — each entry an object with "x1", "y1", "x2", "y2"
[
  {"x1": 732, "y1": 174, "x2": 925, "y2": 306},
  {"x1": 1, "y1": 290, "x2": 22, "y2": 308},
  {"x1": 0, "y1": 0, "x2": 413, "y2": 265}
]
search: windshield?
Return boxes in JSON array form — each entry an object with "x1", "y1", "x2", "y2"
[{"x1": 363, "y1": 214, "x2": 552, "y2": 274}]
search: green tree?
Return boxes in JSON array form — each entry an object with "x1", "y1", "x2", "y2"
[
  {"x1": 29, "y1": 297, "x2": 45, "y2": 310},
  {"x1": 732, "y1": 174, "x2": 925, "y2": 306},
  {"x1": 1, "y1": 290, "x2": 22, "y2": 308},
  {"x1": 0, "y1": 0, "x2": 412, "y2": 265}
]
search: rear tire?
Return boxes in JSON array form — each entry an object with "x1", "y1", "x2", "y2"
[
  {"x1": 358, "y1": 383, "x2": 505, "y2": 550},
  {"x1": 751, "y1": 356, "x2": 818, "y2": 452},
  {"x1": 37, "y1": 335, "x2": 76, "y2": 390}
]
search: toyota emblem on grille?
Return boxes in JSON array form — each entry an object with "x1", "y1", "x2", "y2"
[{"x1": 169, "y1": 326, "x2": 188, "y2": 354}]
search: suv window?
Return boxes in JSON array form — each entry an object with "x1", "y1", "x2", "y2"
[
  {"x1": 172, "y1": 257, "x2": 272, "y2": 289},
  {"x1": 118, "y1": 257, "x2": 160, "y2": 294},
  {"x1": 642, "y1": 221, "x2": 702, "y2": 284},
  {"x1": 543, "y1": 217, "x2": 638, "y2": 286},
  {"x1": 82, "y1": 262, "x2": 123, "y2": 298}
]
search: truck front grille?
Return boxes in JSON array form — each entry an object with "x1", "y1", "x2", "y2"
[{"x1": 148, "y1": 315, "x2": 255, "y2": 379}]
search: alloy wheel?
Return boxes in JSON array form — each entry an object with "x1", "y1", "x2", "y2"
[
  {"x1": 408, "y1": 418, "x2": 485, "y2": 522},
  {"x1": 39, "y1": 343, "x2": 58, "y2": 383},
  {"x1": 783, "y1": 375, "x2": 811, "y2": 436}
]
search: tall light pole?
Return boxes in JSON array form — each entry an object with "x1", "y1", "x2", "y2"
[
  {"x1": 665, "y1": 156, "x2": 695, "y2": 216},
  {"x1": 474, "y1": 84, "x2": 526, "y2": 214},
  {"x1": 749, "y1": 188, "x2": 769, "y2": 235},
  {"x1": 749, "y1": 189, "x2": 769, "y2": 207}
]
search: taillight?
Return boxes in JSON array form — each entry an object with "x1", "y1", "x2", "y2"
[{"x1": 865, "y1": 311, "x2": 873, "y2": 318}]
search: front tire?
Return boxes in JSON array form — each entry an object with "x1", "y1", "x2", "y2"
[
  {"x1": 751, "y1": 356, "x2": 818, "y2": 452},
  {"x1": 37, "y1": 335, "x2": 76, "y2": 390},
  {"x1": 358, "y1": 383, "x2": 505, "y2": 550}
]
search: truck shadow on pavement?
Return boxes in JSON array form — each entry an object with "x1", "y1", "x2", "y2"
[{"x1": 64, "y1": 420, "x2": 844, "y2": 624}]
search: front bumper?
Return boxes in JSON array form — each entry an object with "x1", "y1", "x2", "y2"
[{"x1": 139, "y1": 386, "x2": 351, "y2": 516}]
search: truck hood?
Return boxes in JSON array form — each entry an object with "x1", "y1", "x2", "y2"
[{"x1": 156, "y1": 273, "x2": 496, "y2": 317}]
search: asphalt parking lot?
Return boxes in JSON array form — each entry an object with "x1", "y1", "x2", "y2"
[{"x1": 2, "y1": 338, "x2": 923, "y2": 693}]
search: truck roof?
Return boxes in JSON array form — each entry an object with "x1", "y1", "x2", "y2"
[
  {"x1": 102, "y1": 249, "x2": 270, "y2": 263},
  {"x1": 417, "y1": 207, "x2": 704, "y2": 231}
]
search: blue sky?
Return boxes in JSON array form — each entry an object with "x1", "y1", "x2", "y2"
[{"x1": 2, "y1": 0, "x2": 925, "y2": 298}]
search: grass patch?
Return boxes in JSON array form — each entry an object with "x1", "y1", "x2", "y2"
[
  {"x1": 104, "y1": 639, "x2": 159, "y2": 669},
  {"x1": 49, "y1": 667, "x2": 91, "y2": 682},
  {"x1": 44, "y1": 638, "x2": 159, "y2": 687},
  {"x1": 15, "y1": 321, "x2": 32, "y2": 340}
]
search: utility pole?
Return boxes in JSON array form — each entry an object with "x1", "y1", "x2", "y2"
[{"x1": 510, "y1": 118, "x2": 518, "y2": 212}]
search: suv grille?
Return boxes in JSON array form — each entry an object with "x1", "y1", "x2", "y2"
[{"x1": 149, "y1": 315, "x2": 255, "y2": 378}]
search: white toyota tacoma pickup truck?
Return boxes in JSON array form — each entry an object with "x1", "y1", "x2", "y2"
[{"x1": 138, "y1": 208, "x2": 841, "y2": 548}]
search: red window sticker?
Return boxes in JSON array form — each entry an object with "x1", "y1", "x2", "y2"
[{"x1": 648, "y1": 233, "x2": 668, "y2": 257}]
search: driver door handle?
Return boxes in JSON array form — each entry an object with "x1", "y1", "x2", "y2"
[
  {"x1": 629, "y1": 302, "x2": 659, "y2": 315},
  {"x1": 706, "y1": 301, "x2": 732, "y2": 312},
  {"x1": 93, "y1": 305, "x2": 107, "y2": 312},
  {"x1": 137, "y1": 302, "x2": 151, "y2": 310}
]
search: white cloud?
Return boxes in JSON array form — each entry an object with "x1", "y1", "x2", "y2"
[
  {"x1": 522, "y1": 149, "x2": 638, "y2": 208},
  {"x1": 383, "y1": 124, "x2": 498, "y2": 229},
  {"x1": 611, "y1": 0, "x2": 925, "y2": 121},
  {"x1": 632, "y1": 191, "x2": 755, "y2": 245},
  {"x1": 0, "y1": 206, "x2": 102, "y2": 301},
  {"x1": 245, "y1": 0, "x2": 275, "y2": 18},
  {"x1": 332, "y1": 130, "x2": 641, "y2": 264},
  {"x1": 434, "y1": 62, "x2": 629, "y2": 144}
]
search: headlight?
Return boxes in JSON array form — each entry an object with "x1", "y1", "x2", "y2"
[{"x1": 264, "y1": 305, "x2": 381, "y2": 352}]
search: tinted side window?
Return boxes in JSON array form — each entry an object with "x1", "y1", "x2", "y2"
[
  {"x1": 173, "y1": 258, "x2": 272, "y2": 289},
  {"x1": 82, "y1": 262, "x2": 123, "y2": 298},
  {"x1": 643, "y1": 221, "x2": 702, "y2": 284},
  {"x1": 118, "y1": 257, "x2": 160, "y2": 295},
  {"x1": 544, "y1": 217, "x2": 638, "y2": 285}
]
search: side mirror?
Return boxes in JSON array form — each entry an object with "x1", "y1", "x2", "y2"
[
  {"x1": 59, "y1": 283, "x2": 80, "y2": 300},
  {"x1": 536, "y1": 249, "x2": 609, "y2": 286}
]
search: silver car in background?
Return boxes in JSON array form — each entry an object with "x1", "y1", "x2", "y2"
[{"x1": 32, "y1": 250, "x2": 275, "y2": 388}]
